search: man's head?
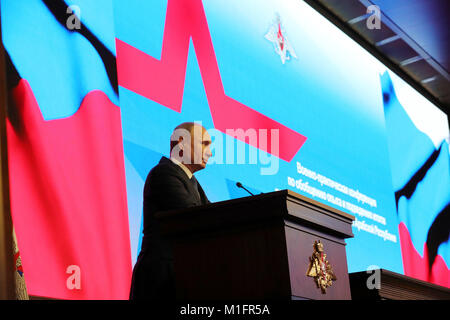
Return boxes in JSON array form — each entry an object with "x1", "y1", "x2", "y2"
[{"x1": 170, "y1": 122, "x2": 212, "y2": 173}]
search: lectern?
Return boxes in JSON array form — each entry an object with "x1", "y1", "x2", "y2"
[{"x1": 156, "y1": 189, "x2": 354, "y2": 300}]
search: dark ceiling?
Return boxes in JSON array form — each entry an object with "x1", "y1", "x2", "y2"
[{"x1": 305, "y1": 0, "x2": 450, "y2": 116}]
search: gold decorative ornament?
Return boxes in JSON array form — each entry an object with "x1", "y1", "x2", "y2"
[{"x1": 306, "y1": 240, "x2": 336, "y2": 294}]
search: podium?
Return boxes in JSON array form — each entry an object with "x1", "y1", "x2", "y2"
[{"x1": 156, "y1": 189, "x2": 354, "y2": 300}]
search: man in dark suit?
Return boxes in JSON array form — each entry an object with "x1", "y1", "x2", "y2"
[{"x1": 129, "y1": 122, "x2": 212, "y2": 300}]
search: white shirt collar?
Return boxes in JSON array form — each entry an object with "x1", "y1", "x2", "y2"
[{"x1": 170, "y1": 157, "x2": 193, "y2": 179}]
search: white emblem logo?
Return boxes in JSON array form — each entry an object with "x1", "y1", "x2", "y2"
[{"x1": 265, "y1": 13, "x2": 297, "y2": 64}]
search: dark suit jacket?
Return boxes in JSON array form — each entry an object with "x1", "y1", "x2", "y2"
[{"x1": 129, "y1": 156, "x2": 209, "y2": 300}]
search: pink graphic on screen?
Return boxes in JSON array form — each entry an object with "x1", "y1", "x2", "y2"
[{"x1": 116, "y1": 0, "x2": 307, "y2": 162}]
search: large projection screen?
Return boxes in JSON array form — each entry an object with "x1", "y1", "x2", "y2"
[{"x1": 2, "y1": 0, "x2": 449, "y2": 299}]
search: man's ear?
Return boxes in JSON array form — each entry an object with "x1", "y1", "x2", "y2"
[{"x1": 178, "y1": 136, "x2": 184, "y2": 149}]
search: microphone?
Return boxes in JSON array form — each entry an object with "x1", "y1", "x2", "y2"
[{"x1": 236, "y1": 182, "x2": 255, "y2": 196}]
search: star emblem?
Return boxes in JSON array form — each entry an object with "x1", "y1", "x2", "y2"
[
  {"x1": 306, "y1": 240, "x2": 337, "y2": 294},
  {"x1": 265, "y1": 13, "x2": 297, "y2": 64}
]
